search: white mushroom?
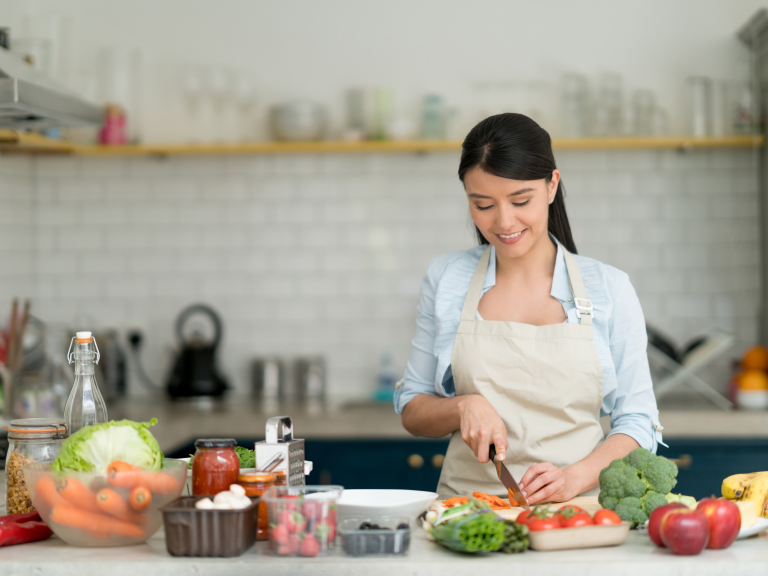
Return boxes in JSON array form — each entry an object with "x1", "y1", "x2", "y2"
[
  {"x1": 229, "y1": 484, "x2": 246, "y2": 497},
  {"x1": 195, "y1": 498, "x2": 215, "y2": 510}
]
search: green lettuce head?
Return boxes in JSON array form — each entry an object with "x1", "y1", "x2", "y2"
[{"x1": 52, "y1": 419, "x2": 163, "y2": 473}]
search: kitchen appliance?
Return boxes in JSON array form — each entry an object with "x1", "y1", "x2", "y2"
[
  {"x1": 251, "y1": 357, "x2": 285, "y2": 400},
  {"x1": 270, "y1": 101, "x2": 326, "y2": 141},
  {"x1": 294, "y1": 356, "x2": 325, "y2": 403},
  {"x1": 166, "y1": 304, "x2": 228, "y2": 399},
  {"x1": 0, "y1": 45, "x2": 102, "y2": 128},
  {"x1": 489, "y1": 444, "x2": 528, "y2": 509},
  {"x1": 254, "y1": 416, "x2": 305, "y2": 487}
]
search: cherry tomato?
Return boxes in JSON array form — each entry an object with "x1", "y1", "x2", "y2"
[
  {"x1": 561, "y1": 512, "x2": 594, "y2": 528},
  {"x1": 527, "y1": 517, "x2": 561, "y2": 531},
  {"x1": 516, "y1": 510, "x2": 534, "y2": 525},
  {"x1": 554, "y1": 505, "x2": 586, "y2": 525},
  {"x1": 593, "y1": 509, "x2": 622, "y2": 525}
]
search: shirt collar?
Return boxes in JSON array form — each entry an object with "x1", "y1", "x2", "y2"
[{"x1": 482, "y1": 235, "x2": 573, "y2": 303}]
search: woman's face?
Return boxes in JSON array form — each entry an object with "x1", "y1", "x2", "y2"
[{"x1": 464, "y1": 166, "x2": 560, "y2": 259}]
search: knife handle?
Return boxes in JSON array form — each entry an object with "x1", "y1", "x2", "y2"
[{"x1": 488, "y1": 444, "x2": 497, "y2": 462}]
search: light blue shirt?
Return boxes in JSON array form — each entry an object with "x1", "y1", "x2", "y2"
[{"x1": 394, "y1": 241, "x2": 663, "y2": 453}]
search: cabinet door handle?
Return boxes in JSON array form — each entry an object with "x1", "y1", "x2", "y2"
[
  {"x1": 407, "y1": 454, "x2": 424, "y2": 469},
  {"x1": 431, "y1": 454, "x2": 445, "y2": 469},
  {"x1": 667, "y1": 454, "x2": 692, "y2": 470}
]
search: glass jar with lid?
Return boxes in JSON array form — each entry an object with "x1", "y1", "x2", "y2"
[
  {"x1": 4, "y1": 418, "x2": 67, "y2": 514},
  {"x1": 192, "y1": 438, "x2": 239, "y2": 496},
  {"x1": 236, "y1": 471, "x2": 275, "y2": 540}
]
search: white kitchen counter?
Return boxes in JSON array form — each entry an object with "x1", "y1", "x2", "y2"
[
  {"x1": 0, "y1": 527, "x2": 766, "y2": 576},
  {"x1": 105, "y1": 398, "x2": 768, "y2": 452}
]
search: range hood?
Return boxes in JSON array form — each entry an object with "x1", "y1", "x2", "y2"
[{"x1": 0, "y1": 47, "x2": 103, "y2": 128}]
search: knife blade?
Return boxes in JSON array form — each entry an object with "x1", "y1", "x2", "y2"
[{"x1": 489, "y1": 445, "x2": 529, "y2": 510}]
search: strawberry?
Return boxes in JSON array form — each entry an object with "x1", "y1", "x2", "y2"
[
  {"x1": 301, "y1": 500, "x2": 324, "y2": 522},
  {"x1": 300, "y1": 534, "x2": 321, "y2": 557},
  {"x1": 269, "y1": 524, "x2": 289, "y2": 546},
  {"x1": 285, "y1": 533, "x2": 301, "y2": 555}
]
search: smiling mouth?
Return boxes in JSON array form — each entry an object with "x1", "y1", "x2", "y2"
[{"x1": 498, "y1": 231, "x2": 524, "y2": 239}]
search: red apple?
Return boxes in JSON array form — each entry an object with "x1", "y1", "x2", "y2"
[
  {"x1": 648, "y1": 502, "x2": 688, "y2": 547},
  {"x1": 659, "y1": 509, "x2": 710, "y2": 555},
  {"x1": 696, "y1": 498, "x2": 741, "y2": 550}
]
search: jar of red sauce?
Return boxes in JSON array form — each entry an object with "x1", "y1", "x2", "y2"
[
  {"x1": 237, "y1": 472, "x2": 275, "y2": 540},
  {"x1": 192, "y1": 438, "x2": 239, "y2": 496}
]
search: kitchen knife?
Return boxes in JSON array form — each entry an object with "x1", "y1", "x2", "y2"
[{"x1": 489, "y1": 445, "x2": 529, "y2": 510}]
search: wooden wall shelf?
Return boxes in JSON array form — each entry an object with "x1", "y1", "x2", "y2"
[{"x1": 0, "y1": 130, "x2": 763, "y2": 157}]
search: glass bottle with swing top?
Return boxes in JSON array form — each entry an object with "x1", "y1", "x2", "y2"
[{"x1": 64, "y1": 331, "x2": 108, "y2": 435}]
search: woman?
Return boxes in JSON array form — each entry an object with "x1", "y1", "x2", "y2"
[{"x1": 395, "y1": 113, "x2": 662, "y2": 504}]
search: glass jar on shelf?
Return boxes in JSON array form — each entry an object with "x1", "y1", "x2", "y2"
[{"x1": 4, "y1": 418, "x2": 67, "y2": 514}]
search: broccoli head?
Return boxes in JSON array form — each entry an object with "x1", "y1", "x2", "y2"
[
  {"x1": 598, "y1": 460, "x2": 646, "y2": 499},
  {"x1": 642, "y1": 456, "x2": 678, "y2": 494},
  {"x1": 640, "y1": 491, "x2": 669, "y2": 515},
  {"x1": 614, "y1": 497, "x2": 648, "y2": 527},
  {"x1": 598, "y1": 492, "x2": 619, "y2": 511},
  {"x1": 623, "y1": 447, "x2": 653, "y2": 471}
]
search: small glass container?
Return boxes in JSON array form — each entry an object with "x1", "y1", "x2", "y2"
[
  {"x1": 192, "y1": 438, "x2": 239, "y2": 496},
  {"x1": 273, "y1": 470, "x2": 287, "y2": 486},
  {"x1": 4, "y1": 418, "x2": 67, "y2": 514},
  {"x1": 236, "y1": 471, "x2": 275, "y2": 540}
]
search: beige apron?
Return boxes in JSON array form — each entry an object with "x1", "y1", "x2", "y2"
[{"x1": 436, "y1": 244, "x2": 605, "y2": 499}]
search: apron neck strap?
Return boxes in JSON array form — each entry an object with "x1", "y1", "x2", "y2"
[
  {"x1": 460, "y1": 241, "x2": 594, "y2": 326},
  {"x1": 460, "y1": 246, "x2": 491, "y2": 321},
  {"x1": 560, "y1": 243, "x2": 593, "y2": 326}
]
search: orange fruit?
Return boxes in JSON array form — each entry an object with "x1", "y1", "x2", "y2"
[
  {"x1": 738, "y1": 370, "x2": 768, "y2": 390},
  {"x1": 743, "y1": 346, "x2": 768, "y2": 371}
]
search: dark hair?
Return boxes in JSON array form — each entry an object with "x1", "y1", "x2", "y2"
[{"x1": 458, "y1": 113, "x2": 577, "y2": 254}]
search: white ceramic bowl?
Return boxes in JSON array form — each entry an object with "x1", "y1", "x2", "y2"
[
  {"x1": 336, "y1": 489, "x2": 438, "y2": 521},
  {"x1": 737, "y1": 389, "x2": 768, "y2": 410}
]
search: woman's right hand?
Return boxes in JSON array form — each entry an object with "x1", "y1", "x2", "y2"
[{"x1": 457, "y1": 395, "x2": 508, "y2": 463}]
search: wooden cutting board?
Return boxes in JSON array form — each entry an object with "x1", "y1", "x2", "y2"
[{"x1": 494, "y1": 496, "x2": 601, "y2": 520}]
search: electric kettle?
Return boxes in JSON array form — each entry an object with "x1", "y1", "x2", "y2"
[{"x1": 166, "y1": 304, "x2": 228, "y2": 398}]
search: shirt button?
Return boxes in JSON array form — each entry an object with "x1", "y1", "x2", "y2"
[{"x1": 568, "y1": 298, "x2": 572, "y2": 302}]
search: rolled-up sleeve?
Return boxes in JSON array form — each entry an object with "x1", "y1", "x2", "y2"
[
  {"x1": 605, "y1": 275, "x2": 663, "y2": 452},
  {"x1": 394, "y1": 256, "x2": 454, "y2": 414}
]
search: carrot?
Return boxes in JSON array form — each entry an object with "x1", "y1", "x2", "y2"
[
  {"x1": 137, "y1": 472, "x2": 180, "y2": 494},
  {"x1": 96, "y1": 488, "x2": 146, "y2": 525},
  {"x1": 60, "y1": 478, "x2": 102, "y2": 514},
  {"x1": 507, "y1": 488, "x2": 519, "y2": 507},
  {"x1": 442, "y1": 496, "x2": 469, "y2": 507},
  {"x1": 106, "y1": 461, "x2": 179, "y2": 494},
  {"x1": 50, "y1": 505, "x2": 145, "y2": 538},
  {"x1": 129, "y1": 486, "x2": 152, "y2": 512},
  {"x1": 35, "y1": 476, "x2": 68, "y2": 509}
]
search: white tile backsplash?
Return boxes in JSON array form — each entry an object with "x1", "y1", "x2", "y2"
[{"x1": 0, "y1": 148, "x2": 760, "y2": 400}]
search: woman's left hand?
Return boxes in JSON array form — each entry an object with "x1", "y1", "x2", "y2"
[{"x1": 518, "y1": 462, "x2": 580, "y2": 505}]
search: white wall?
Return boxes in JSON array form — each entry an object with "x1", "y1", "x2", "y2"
[
  {"x1": 0, "y1": 148, "x2": 755, "y2": 400},
  {"x1": 0, "y1": 156, "x2": 35, "y2": 316},
  {"x1": 3, "y1": 0, "x2": 767, "y2": 141}
]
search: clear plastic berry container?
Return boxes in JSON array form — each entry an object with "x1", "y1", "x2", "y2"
[
  {"x1": 339, "y1": 516, "x2": 411, "y2": 557},
  {"x1": 262, "y1": 485, "x2": 343, "y2": 557}
]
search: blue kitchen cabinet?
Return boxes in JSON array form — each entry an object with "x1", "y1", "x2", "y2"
[
  {"x1": 168, "y1": 437, "x2": 766, "y2": 497},
  {"x1": 167, "y1": 438, "x2": 450, "y2": 492},
  {"x1": 658, "y1": 438, "x2": 768, "y2": 500}
]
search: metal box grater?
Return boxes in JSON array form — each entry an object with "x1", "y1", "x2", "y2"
[{"x1": 254, "y1": 416, "x2": 305, "y2": 486}]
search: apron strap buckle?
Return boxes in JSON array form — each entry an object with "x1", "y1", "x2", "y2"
[{"x1": 574, "y1": 298, "x2": 593, "y2": 319}]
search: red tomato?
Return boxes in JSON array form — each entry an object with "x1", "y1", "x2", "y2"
[
  {"x1": 561, "y1": 512, "x2": 594, "y2": 528},
  {"x1": 516, "y1": 510, "x2": 534, "y2": 525},
  {"x1": 593, "y1": 509, "x2": 622, "y2": 526},
  {"x1": 554, "y1": 505, "x2": 586, "y2": 525},
  {"x1": 528, "y1": 517, "x2": 561, "y2": 531}
]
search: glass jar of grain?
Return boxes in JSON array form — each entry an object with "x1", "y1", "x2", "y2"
[{"x1": 4, "y1": 419, "x2": 67, "y2": 514}]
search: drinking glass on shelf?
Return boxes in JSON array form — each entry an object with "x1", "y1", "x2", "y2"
[
  {"x1": 731, "y1": 82, "x2": 755, "y2": 134},
  {"x1": 632, "y1": 89, "x2": 656, "y2": 136},
  {"x1": 560, "y1": 73, "x2": 591, "y2": 138},
  {"x1": 593, "y1": 73, "x2": 623, "y2": 137},
  {"x1": 686, "y1": 76, "x2": 712, "y2": 137}
]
